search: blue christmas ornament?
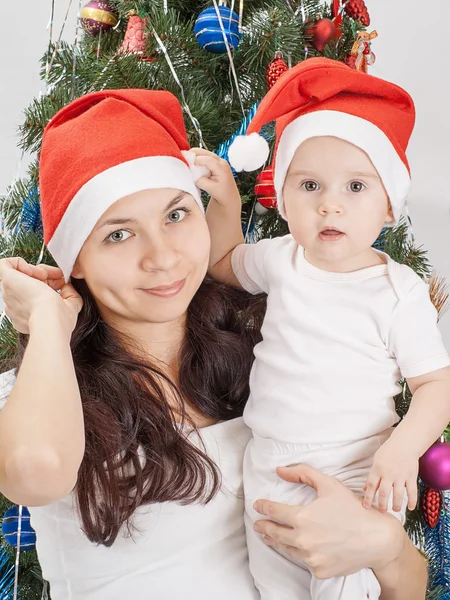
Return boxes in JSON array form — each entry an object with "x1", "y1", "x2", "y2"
[
  {"x1": 0, "y1": 547, "x2": 14, "y2": 599},
  {"x1": 2, "y1": 506, "x2": 36, "y2": 551},
  {"x1": 194, "y1": 2, "x2": 241, "y2": 54},
  {"x1": 372, "y1": 227, "x2": 388, "y2": 251},
  {"x1": 15, "y1": 186, "x2": 43, "y2": 237}
]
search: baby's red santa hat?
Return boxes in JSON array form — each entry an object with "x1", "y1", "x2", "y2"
[
  {"x1": 228, "y1": 57, "x2": 415, "y2": 222},
  {"x1": 39, "y1": 89, "x2": 209, "y2": 281}
]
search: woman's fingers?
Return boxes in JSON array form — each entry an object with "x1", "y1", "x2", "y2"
[{"x1": 60, "y1": 283, "x2": 84, "y2": 315}]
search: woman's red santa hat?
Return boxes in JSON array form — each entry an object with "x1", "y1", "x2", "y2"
[
  {"x1": 228, "y1": 57, "x2": 415, "y2": 222},
  {"x1": 39, "y1": 89, "x2": 209, "y2": 281}
]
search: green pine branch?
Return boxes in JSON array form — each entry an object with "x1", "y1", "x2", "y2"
[
  {"x1": 0, "y1": 316, "x2": 18, "y2": 373},
  {"x1": 376, "y1": 221, "x2": 432, "y2": 278},
  {"x1": 19, "y1": 1, "x2": 361, "y2": 157},
  {"x1": 19, "y1": 87, "x2": 75, "y2": 154}
]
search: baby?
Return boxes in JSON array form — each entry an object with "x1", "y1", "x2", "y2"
[{"x1": 193, "y1": 58, "x2": 450, "y2": 599}]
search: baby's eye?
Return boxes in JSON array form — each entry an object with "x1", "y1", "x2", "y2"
[
  {"x1": 348, "y1": 181, "x2": 366, "y2": 193},
  {"x1": 302, "y1": 181, "x2": 320, "y2": 192}
]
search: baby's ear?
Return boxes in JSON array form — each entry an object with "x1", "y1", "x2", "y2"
[{"x1": 385, "y1": 203, "x2": 395, "y2": 224}]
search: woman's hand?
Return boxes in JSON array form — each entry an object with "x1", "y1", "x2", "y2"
[
  {"x1": 253, "y1": 464, "x2": 405, "y2": 580},
  {"x1": 0, "y1": 257, "x2": 83, "y2": 336},
  {"x1": 190, "y1": 148, "x2": 241, "y2": 207}
]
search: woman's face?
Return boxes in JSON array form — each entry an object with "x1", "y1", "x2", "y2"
[{"x1": 72, "y1": 188, "x2": 210, "y2": 328}]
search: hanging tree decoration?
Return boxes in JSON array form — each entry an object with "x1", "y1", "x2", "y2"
[
  {"x1": 305, "y1": 18, "x2": 336, "y2": 52},
  {"x1": 266, "y1": 51, "x2": 289, "y2": 89},
  {"x1": 15, "y1": 187, "x2": 43, "y2": 236},
  {"x1": 254, "y1": 166, "x2": 277, "y2": 212},
  {"x1": 2, "y1": 506, "x2": 36, "y2": 552},
  {"x1": 422, "y1": 487, "x2": 443, "y2": 529},
  {"x1": 424, "y1": 490, "x2": 450, "y2": 594},
  {"x1": 80, "y1": 0, "x2": 119, "y2": 36},
  {"x1": 346, "y1": 30, "x2": 377, "y2": 72},
  {"x1": 0, "y1": 546, "x2": 14, "y2": 598},
  {"x1": 419, "y1": 438, "x2": 450, "y2": 491},
  {"x1": 304, "y1": 0, "x2": 346, "y2": 53},
  {"x1": 194, "y1": 0, "x2": 242, "y2": 54},
  {"x1": 1, "y1": 504, "x2": 38, "y2": 600},
  {"x1": 119, "y1": 12, "x2": 154, "y2": 61},
  {"x1": 332, "y1": 0, "x2": 343, "y2": 40},
  {"x1": 344, "y1": 0, "x2": 371, "y2": 26}
]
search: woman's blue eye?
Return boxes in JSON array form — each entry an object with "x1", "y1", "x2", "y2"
[
  {"x1": 106, "y1": 229, "x2": 132, "y2": 243},
  {"x1": 166, "y1": 209, "x2": 188, "y2": 223}
]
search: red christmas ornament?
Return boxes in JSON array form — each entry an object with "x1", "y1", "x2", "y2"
[
  {"x1": 120, "y1": 15, "x2": 154, "y2": 62},
  {"x1": 344, "y1": 0, "x2": 371, "y2": 27},
  {"x1": 254, "y1": 166, "x2": 277, "y2": 209},
  {"x1": 332, "y1": 0, "x2": 343, "y2": 41},
  {"x1": 421, "y1": 488, "x2": 443, "y2": 528},
  {"x1": 305, "y1": 18, "x2": 336, "y2": 53},
  {"x1": 266, "y1": 52, "x2": 288, "y2": 89},
  {"x1": 344, "y1": 54, "x2": 357, "y2": 70}
]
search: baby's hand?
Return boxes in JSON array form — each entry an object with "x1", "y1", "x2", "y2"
[
  {"x1": 363, "y1": 438, "x2": 419, "y2": 513},
  {"x1": 190, "y1": 148, "x2": 241, "y2": 206}
]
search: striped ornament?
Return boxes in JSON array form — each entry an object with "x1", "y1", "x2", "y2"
[
  {"x1": 194, "y1": 5, "x2": 241, "y2": 54},
  {"x1": 80, "y1": 0, "x2": 118, "y2": 36},
  {"x1": 1, "y1": 506, "x2": 36, "y2": 551}
]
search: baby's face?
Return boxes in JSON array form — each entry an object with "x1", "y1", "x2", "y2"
[{"x1": 282, "y1": 136, "x2": 393, "y2": 272}]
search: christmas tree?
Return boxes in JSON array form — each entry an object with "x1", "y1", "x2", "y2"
[{"x1": 0, "y1": 0, "x2": 448, "y2": 597}]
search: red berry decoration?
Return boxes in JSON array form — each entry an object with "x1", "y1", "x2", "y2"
[
  {"x1": 421, "y1": 488, "x2": 443, "y2": 529},
  {"x1": 266, "y1": 52, "x2": 288, "y2": 89},
  {"x1": 254, "y1": 166, "x2": 277, "y2": 209},
  {"x1": 360, "y1": 11, "x2": 370, "y2": 27},
  {"x1": 344, "y1": 0, "x2": 371, "y2": 26}
]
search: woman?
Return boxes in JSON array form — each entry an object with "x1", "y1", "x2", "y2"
[{"x1": 0, "y1": 89, "x2": 426, "y2": 599}]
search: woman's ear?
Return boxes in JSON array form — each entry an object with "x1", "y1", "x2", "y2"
[{"x1": 71, "y1": 258, "x2": 84, "y2": 279}]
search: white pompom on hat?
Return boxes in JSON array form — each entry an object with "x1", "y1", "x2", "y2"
[{"x1": 227, "y1": 132, "x2": 270, "y2": 172}]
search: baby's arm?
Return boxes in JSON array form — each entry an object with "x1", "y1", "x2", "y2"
[
  {"x1": 191, "y1": 148, "x2": 244, "y2": 288},
  {"x1": 364, "y1": 366, "x2": 450, "y2": 512},
  {"x1": 364, "y1": 272, "x2": 450, "y2": 513}
]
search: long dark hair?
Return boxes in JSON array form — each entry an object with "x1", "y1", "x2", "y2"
[{"x1": 18, "y1": 277, "x2": 264, "y2": 546}]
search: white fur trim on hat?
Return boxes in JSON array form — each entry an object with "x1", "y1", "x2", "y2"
[
  {"x1": 181, "y1": 150, "x2": 211, "y2": 182},
  {"x1": 228, "y1": 132, "x2": 270, "y2": 172},
  {"x1": 274, "y1": 110, "x2": 411, "y2": 222},
  {"x1": 48, "y1": 156, "x2": 204, "y2": 281}
]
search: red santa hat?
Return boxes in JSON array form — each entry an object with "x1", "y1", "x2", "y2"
[
  {"x1": 228, "y1": 57, "x2": 415, "y2": 222},
  {"x1": 39, "y1": 89, "x2": 209, "y2": 281}
]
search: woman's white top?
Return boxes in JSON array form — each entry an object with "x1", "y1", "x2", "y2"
[{"x1": 0, "y1": 370, "x2": 258, "y2": 599}]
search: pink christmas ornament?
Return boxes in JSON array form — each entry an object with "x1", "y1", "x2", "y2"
[{"x1": 419, "y1": 441, "x2": 450, "y2": 490}]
